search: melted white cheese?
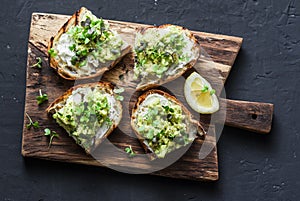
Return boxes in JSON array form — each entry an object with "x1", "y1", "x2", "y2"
[{"x1": 56, "y1": 34, "x2": 76, "y2": 67}]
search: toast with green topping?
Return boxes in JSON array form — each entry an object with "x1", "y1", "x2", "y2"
[
  {"x1": 131, "y1": 90, "x2": 205, "y2": 160},
  {"x1": 46, "y1": 82, "x2": 122, "y2": 154},
  {"x1": 48, "y1": 7, "x2": 132, "y2": 80},
  {"x1": 133, "y1": 25, "x2": 200, "y2": 91}
]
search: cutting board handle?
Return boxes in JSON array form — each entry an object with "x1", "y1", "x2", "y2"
[{"x1": 221, "y1": 99, "x2": 274, "y2": 134}]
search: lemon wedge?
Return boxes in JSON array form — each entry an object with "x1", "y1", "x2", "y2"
[{"x1": 184, "y1": 72, "x2": 219, "y2": 114}]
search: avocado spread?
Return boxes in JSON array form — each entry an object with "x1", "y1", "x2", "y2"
[
  {"x1": 52, "y1": 11, "x2": 124, "y2": 76},
  {"x1": 134, "y1": 94, "x2": 195, "y2": 158},
  {"x1": 134, "y1": 25, "x2": 196, "y2": 81},
  {"x1": 52, "y1": 87, "x2": 118, "y2": 150}
]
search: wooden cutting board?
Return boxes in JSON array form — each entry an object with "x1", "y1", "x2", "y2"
[{"x1": 22, "y1": 13, "x2": 243, "y2": 181}]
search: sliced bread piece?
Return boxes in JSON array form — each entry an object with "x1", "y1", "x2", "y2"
[
  {"x1": 46, "y1": 82, "x2": 123, "y2": 154},
  {"x1": 131, "y1": 89, "x2": 205, "y2": 160},
  {"x1": 48, "y1": 7, "x2": 132, "y2": 80},
  {"x1": 133, "y1": 24, "x2": 200, "y2": 91}
]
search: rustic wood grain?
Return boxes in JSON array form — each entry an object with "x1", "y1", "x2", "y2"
[
  {"x1": 220, "y1": 99, "x2": 274, "y2": 134},
  {"x1": 22, "y1": 13, "x2": 244, "y2": 181}
]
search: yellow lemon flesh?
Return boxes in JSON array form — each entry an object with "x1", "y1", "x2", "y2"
[{"x1": 184, "y1": 72, "x2": 219, "y2": 114}]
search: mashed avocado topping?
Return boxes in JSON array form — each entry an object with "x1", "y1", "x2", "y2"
[
  {"x1": 134, "y1": 25, "x2": 196, "y2": 81},
  {"x1": 51, "y1": 11, "x2": 124, "y2": 76},
  {"x1": 52, "y1": 87, "x2": 118, "y2": 150},
  {"x1": 134, "y1": 94, "x2": 195, "y2": 158}
]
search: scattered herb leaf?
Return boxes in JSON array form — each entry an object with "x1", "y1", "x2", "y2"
[
  {"x1": 113, "y1": 87, "x2": 125, "y2": 94},
  {"x1": 36, "y1": 89, "x2": 48, "y2": 105},
  {"x1": 162, "y1": 105, "x2": 174, "y2": 113},
  {"x1": 30, "y1": 57, "x2": 42, "y2": 69},
  {"x1": 125, "y1": 145, "x2": 136, "y2": 157},
  {"x1": 105, "y1": 117, "x2": 113, "y2": 126},
  {"x1": 48, "y1": 48, "x2": 57, "y2": 57},
  {"x1": 116, "y1": 95, "x2": 124, "y2": 101},
  {"x1": 201, "y1": 85, "x2": 209, "y2": 93},
  {"x1": 210, "y1": 89, "x2": 216, "y2": 95},
  {"x1": 25, "y1": 112, "x2": 39, "y2": 129},
  {"x1": 67, "y1": 17, "x2": 114, "y2": 66},
  {"x1": 162, "y1": 105, "x2": 169, "y2": 111},
  {"x1": 69, "y1": 44, "x2": 76, "y2": 51},
  {"x1": 79, "y1": 60, "x2": 87, "y2": 67},
  {"x1": 44, "y1": 128, "x2": 51, "y2": 136},
  {"x1": 44, "y1": 128, "x2": 59, "y2": 148},
  {"x1": 84, "y1": 38, "x2": 90, "y2": 44},
  {"x1": 71, "y1": 56, "x2": 79, "y2": 65}
]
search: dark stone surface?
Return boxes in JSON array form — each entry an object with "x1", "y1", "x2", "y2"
[{"x1": 0, "y1": 0, "x2": 299, "y2": 200}]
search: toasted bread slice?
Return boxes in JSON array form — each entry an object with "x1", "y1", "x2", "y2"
[
  {"x1": 133, "y1": 24, "x2": 200, "y2": 91},
  {"x1": 131, "y1": 90, "x2": 205, "y2": 160},
  {"x1": 46, "y1": 82, "x2": 123, "y2": 154},
  {"x1": 48, "y1": 7, "x2": 132, "y2": 80}
]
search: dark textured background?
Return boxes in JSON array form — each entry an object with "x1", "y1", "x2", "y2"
[{"x1": 1, "y1": 0, "x2": 299, "y2": 200}]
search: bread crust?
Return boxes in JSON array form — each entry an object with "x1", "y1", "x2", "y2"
[
  {"x1": 46, "y1": 81, "x2": 123, "y2": 154},
  {"x1": 48, "y1": 7, "x2": 132, "y2": 80},
  {"x1": 135, "y1": 24, "x2": 200, "y2": 91},
  {"x1": 131, "y1": 89, "x2": 205, "y2": 159}
]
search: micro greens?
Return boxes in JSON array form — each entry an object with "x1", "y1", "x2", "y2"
[
  {"x1": 116, "y1": 95, "x2": 124, "y2": 101},
  {"x1": 44, "y1": 128, "x2": 59, "y2": 148},
  {"x1": 162, "y1": 105, "x2": 174, "y2": 113},
  {"x1": 30, "y1": 57, "x2": 42, "y2": 69},
  {"x1": 36, "y1": 89, "x2": 48, "y2": 105},
  {"x1": 210, "y1": 89, "x2": 216, "y2": 95},
  {"x1": 125, "y1": 145, "x2": 136, "y2": 157},
  {"x1": 114, "y1": 87, "x2": 125, "y2": 101},
  {"x1": 201, "y1": 85, "x2": 209, "y2": 93},
  {"x1": 113, "y1": 87, "x2": 125, "y2": 94},
  {"x1": 67, "y1": 17, "x2": 111, "y2": 66},
  {"x1": 25, "y1": 112, "x2": 39, "y2": 129},
  {"x1": 48, "y1": 48, "x2": 57, "y2": 57}
]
